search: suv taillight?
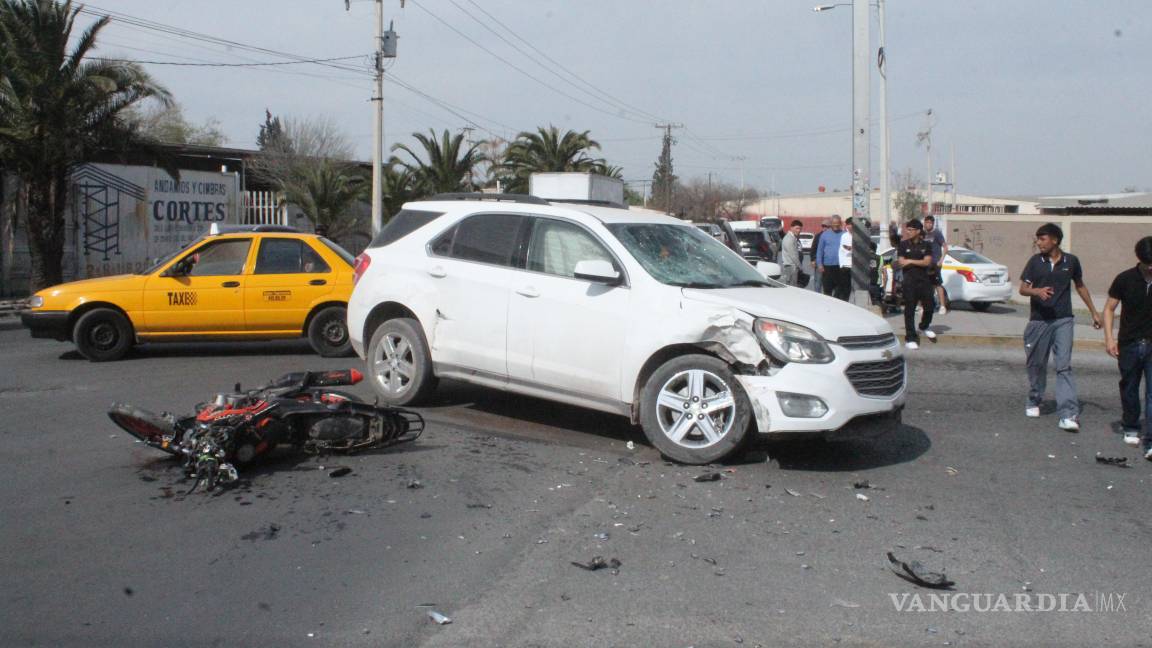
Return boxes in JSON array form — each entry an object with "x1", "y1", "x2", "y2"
[{"x1": 352, "y1": 253, "x2": 371, "y2": 284}]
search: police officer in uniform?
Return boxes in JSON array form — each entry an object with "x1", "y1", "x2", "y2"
[{"x1": 896, "y1": 219, "x2": 937, "y2": 349}]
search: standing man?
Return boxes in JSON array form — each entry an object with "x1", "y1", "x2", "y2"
[
  {"x1": 1102, "y1": 236, "x2": 1152, "y2": 455},
  {"x1": 896, "y1": 219, "x2": 936, "y2": 349},
  {"x1": 923, "y1": 215, "x2": 949, "y2": 314},
  {"x1": 1019, "y1": 223, "x2": 1103, "y2": 432},
  {"x1": 816, "y1": 215, "x2": 850, "y2": 301},
  {"x1": 809, "y1": 219, "x2": 830, "y2": 292},
  {"x1": 780, "y1": 220, "x2": 803, "y2": 286}
]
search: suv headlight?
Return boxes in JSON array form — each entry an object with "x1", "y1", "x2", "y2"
[
  {"x1": 753, "y1": 318, "x2": 834, "y2": 364},
  {"x1": 28, "y1": 295, "x2": 44, "y2": 308}
]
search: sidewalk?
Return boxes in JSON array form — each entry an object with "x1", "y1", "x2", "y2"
[{"x1": 880, "y1": 300, "x2": 1106, "y2": 349}]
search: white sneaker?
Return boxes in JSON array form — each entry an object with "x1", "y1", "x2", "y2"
[
  {"x1": 938, "y1": 305, "x2": 948, "y2": 315},
  {"x1": 921, "y1": 329, "x2": 937, "y2": 341},
  {"x1": 906, "y1": 341, "x2": 919, "y2": 350},
  {"x1": 1145, "y1": 447, "x2": 1152, "y2": 462},
  {"x1": 1058, "y1": 418, "x2": 1080, "y2": 432},
  {"x1": 1123, "y1": 431, "x2": 1142, "y2": 447},
  {"x1": 1025, "y1": 406, "x2": 1040, "y2": 418}
]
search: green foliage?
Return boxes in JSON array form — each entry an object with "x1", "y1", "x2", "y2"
[
  {"x1": 127, "y1": 101, "x2": 225, "y2": 147},
  {"x1": 496, "y1": 126, "x2": 603, "y2": 194},
  {"x1": 392, "y1": 129, "x2": 485, "y2": 197},
  {"x1": 650, "y1": 132, "x2": 677, "y2": 213},
  {"x1": 256, "y1": 109, "x2": 285, "y2": 151},
  {"x1": 0, "y1": 0, "x2": 170, "y2": 289}
]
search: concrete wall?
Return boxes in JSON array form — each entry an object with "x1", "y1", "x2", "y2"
[{"x1": 944, "y1": 214, "x2": 1152, "y2": 296}]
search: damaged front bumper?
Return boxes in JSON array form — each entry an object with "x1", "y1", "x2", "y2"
[{"x1": 735, "y1": 345, "x2": 906, "y2": 440}]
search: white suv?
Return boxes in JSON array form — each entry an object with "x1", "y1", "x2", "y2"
[{"x1": 348, "y1": 194, "x2": 905, "y2": 464}]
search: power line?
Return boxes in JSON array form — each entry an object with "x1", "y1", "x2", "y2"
[
  {"x1": 406, "y1": 0, "x2": 653, "y2": 125},
  {"x1": 89, "y1": 54, "x2": 368, "y2": 68},
  {"x1": 445, "y1": 0, "x2": 665, "y2": 124}
]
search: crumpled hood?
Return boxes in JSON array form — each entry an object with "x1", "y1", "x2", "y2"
[{"x1": 682, "y1": 285, "x2": 894, "y2": 341}]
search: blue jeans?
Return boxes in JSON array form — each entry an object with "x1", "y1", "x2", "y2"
[
  {"x1": 1024, "y1": 317, "x2": 1078, "y2": 419},
  {"x1": 1117, "y1": 339, "x2": 1152, "y2": 447}
]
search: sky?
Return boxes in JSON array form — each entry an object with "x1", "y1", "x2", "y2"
[{"x1": 79, "y1": 0, "x2": 1151, "y2": 198}]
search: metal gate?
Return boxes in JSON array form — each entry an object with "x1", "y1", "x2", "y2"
[{"x1": 242, "y1": 191, "x2": 286, "y2": 226}]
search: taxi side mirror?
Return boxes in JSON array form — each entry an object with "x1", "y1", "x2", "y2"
[{"x1": 165, "y1": 258, "x2": 193, "y2": 277}]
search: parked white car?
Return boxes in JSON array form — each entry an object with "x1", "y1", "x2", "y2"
[
  {"x1": 348, "y1": 195, "x2": 905, "y2": 464},
  {"x1": 798, "y1": 232, "x2": 814, "y2": 253},
  {"x1": 940, "y1": 246, "x2": 1012, "y2": 311}
]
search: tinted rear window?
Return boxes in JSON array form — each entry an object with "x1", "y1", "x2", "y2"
[
  {"x1": 370, "y1": 209, "x2": 445, "y2": 247},
  {"x1": 318, "y1": 237, "x2": 355, "y2": 266}
]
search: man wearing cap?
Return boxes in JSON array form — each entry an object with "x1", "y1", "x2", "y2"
[{"x1": 895, "y1": 219, "x2": 937, "y2": 350}]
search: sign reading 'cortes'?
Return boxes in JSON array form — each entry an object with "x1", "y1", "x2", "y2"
[
  {"x1": 152, "y1": 179, "x2": 230, "y2": 223},
  {"x1": 70, "y1": 163, "x2": 240, "y2": 280}
]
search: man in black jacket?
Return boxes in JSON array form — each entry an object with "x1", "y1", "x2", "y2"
[{"x1": 896, "y1": 219, "x2": 936, "y2": 349}]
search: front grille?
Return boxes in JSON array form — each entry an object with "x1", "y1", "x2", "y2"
[
  {"x1": 845, "y1": 358, "x2": 905, "y2": 397},
  {"x1": 836, "y1": 333, "x2": 897, "y2": 350}
]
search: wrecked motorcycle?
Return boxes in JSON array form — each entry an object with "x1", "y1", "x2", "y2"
[{"x1": 108, "y1": 369, "x2": 423, "y2": 492}]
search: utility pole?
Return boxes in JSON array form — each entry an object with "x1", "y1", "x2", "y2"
[
  {"x1": 917, "y1": 109, "x2": 934, "y2": 218},
  {"x1": 354, "y1": 0, "x2": 400, "y2": 236},
  {"x1": 653, "y1": 123, "x2": 682, "y2": 215},
  {"x1": 850, "y1": 0, "x2": 871, "y2": 303},
  {"x1": 876, "y1": 0, "x2": 891, "y2": 252}
]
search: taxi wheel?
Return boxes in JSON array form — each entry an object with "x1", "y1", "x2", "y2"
[
  {"x1": 639, "y1": 354, "x2": 753, "y2": 465},
  {"x1": 307, "y1": 306, "x2": 353, "y2": 357},
  {"x1": 73, "y1": 308, "x2": 134, "y2": 362}
]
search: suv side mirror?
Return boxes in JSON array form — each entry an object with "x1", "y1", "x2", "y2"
[
  {"x1": 756, "y1": 261, "x2": 782, "y2": 281},
  {"x1": 573, "y1": 259, "x2": 622, "y2": 285}
]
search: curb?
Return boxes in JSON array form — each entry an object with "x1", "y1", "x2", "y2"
[{"x1": 898, "y1": 333, "x2": 1106, "y2": 351}]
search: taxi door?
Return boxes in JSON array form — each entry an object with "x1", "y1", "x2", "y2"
[
  {"x1": 141, "y1": 238, "x2": 253, "y2": 333},
  {"x1": 243, "y1": 237, "x2": 335, "y2": 333}
]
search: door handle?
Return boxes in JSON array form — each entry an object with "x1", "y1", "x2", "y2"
[
  {"x1": 309, "y1": 279, "x2": 327, "y2": 286},
  {"x1": 221, "y1": 281, "x2": 240, "y2": 288},
  {"x1": 516, "y1": 286, "x2": 540, "y2": 298},
  {"x1": 427, "y1": 266, "x2": 447, "y2": 278}
]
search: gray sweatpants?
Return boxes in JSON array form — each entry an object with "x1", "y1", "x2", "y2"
[
  {"x1": 1024, "y1": 317, "x2": 1078, "y2": 419},
  {"x1": 781, "y1": 265, "x2": 798, "y2": 287}
]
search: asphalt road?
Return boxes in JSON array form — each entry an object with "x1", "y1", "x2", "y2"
[{"x1": 2, "y1": 329, "x2": 1151, "y2": 647}]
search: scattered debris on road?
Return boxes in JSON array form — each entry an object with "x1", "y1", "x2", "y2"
[
  {"x1": 944, "y1": 467, "x2": 959, "y2": 476},
  {"x1": 785, "y1": 488, "x2": 802, "y2": 497},
  {"x1": 694, "y1": 472, "x2": 721, "y2": 482},
  {"x1": 830, "y1": 598, "x2": 860, "y2": 608},
  {"x1": 571, "y1": 556, "x2": 622, "y2": 572},
  {"x1": 1095, "y1": 454, "x2": 1130, "y2": 468},
  {"x1": 593, "y1": 532, "x2": 610, "y2": 540},
  {"x1": 427, "y1": 610, "x2": 452, "y2": 625},
  {"x1": 853, "y1": 480, "x2": 872, "y2": 489},
  {"x1": 240, "y1": 523, "x2": 281, "y2": 542},
  {"x1": 856, "y1": 493, "x2": 870, "y2": 502},
  {"x1": 407, "y1": 479, "x2": 424, "y2": 488},
  {"x1": 886, "y1": 551, "x2": 955, "y2": 589},
  {"x1": 328, "y1": 467, "x2": 352, "y2": 478}
]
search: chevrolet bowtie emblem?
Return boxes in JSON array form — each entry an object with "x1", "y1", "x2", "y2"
[{"x1": 881, "y1": 349, "x2": 894, "y2": 360}]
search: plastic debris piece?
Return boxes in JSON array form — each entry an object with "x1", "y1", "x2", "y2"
[
  {"x1": 328, "y1": 467, "x2": 352, "y2": 478},
  {"x1": 694, "y1": 472, "x2": 721, "y2": 482},
  {"x1": 427, "y1": 610, "x2": 452, "y2": 625},
  {"x1": 853, "y1": 481, "x2": 872, "y2": 489},
  {"x1": 856, "y1": 493, "x2": 870, "y2": 502},
  {"x1": 886, "y1": 551, "x2": 955, "y2": 589},
  {"x1": 1047, "y1": 454, "x2": 1056, "y2": 459},
  {"x1": 593, "y1": 532, "x2": 609, "y2": 540},
  {"x1": 466, "y1": 503, "x2": 492, "y2": 509},
  {"x1": 1095, "y1": 455, "x2": 1130, "y2": 468},
  {"x1": 785, "y1": 488, "x2": 802, "y2": 497},
  {"x1": 626, "y1": 441, "x2": 635, "y2": 450},
  {"x1": 810, "y1": 492, "x2": 826, "y2": 499},
  {"x1": 944, "y1": 467, "x2": 959, "y2": 476},
  {"x1": 407, "y1": 480, "x2": 424, "y2": 489},
  {"x1": 571, "y1": 556, "x2": 622, "y2": 571},
  {"x1": 830, "y1": 598, "x2": 860, "y2": 608}
]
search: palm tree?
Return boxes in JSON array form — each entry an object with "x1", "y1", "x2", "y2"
[
  {"x1": 380, "y1": 161, "x2": 417, "y2": 222},
  {"x1": 391, "y1": 129, "x2": 485, "y2": 197},
  {"x1": 497, "y1": 126, "x2": 605, "y2": 194},
  {"x1": 0, "y1": 0, "x2": 171, "y2": 289},
  {"x1": 279, "y1": 160, "x2": 365, "y2": 239}
]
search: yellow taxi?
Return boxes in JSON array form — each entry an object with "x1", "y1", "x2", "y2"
[{"x1": 21, "y1": 225, "x2": 357, "y2": 361}]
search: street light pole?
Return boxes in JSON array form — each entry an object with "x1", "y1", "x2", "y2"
[{"x1": 877, "y1": 0, "x2": 891, "y2": 252}]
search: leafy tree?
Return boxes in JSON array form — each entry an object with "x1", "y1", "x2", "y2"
[
  {"x1": 249, "y1": 116, "x2": 365, "y2": 239},
  {"x1": 392, "y1": 129, "x2": 485, "y2": 196},
  {"x1": 893, "y1": 169, "x2": 924, "y2": 223},
  {"x1": 497, "y1": 126, "x2": 603, "y2": 194},
  {"x1": 0, "y1": 0, "x2": 171, "y2": 289},
  {"x1": 127, "y1": 101, "x2": 225, "y2": 147},
  {"x1": 650, "y1": 131, "x2": 677, "y2": 213},
  {"x1": 379, "y1": 160, "x2": 416, "y2": 222},
  {"x1": 256, "y1": 108, "x2": 285, "y2": 151}
]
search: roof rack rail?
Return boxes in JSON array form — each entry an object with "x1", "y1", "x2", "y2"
[
  {"x1": 429, "y1": 192, "x2": 550, "y2": 206},
  {"x1": 544, "y1": 198, "x2": 628, "y2": 210},
  {"x1": 208, "y1": 223, "x2": 300, "y2": 235}
]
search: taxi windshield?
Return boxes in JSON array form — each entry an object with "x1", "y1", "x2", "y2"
[{"x1": 140, "y1": 236, "x2": 206, "y2": 275}]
